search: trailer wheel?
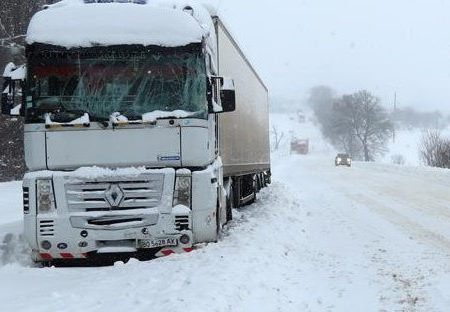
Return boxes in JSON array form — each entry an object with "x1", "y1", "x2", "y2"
[
  {"x1": 226, "y1": 185, "x2": 234, "y2": 222},
  {"x1": 233, "y1": 177, "x2": 241, "y2": 208},
  {"x1": 256, "y1": 174, "x2": 262, "y2": 192},
  {"x1": 248, "y1": 175, "x2": 257, "y2": 205}
]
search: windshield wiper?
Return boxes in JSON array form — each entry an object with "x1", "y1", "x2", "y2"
[
  {"x1": 141, "y1": 110, "x2": 197, "y2": 123},
  {"x1": 50, "y1": 109, "x2": 86, "y2": 123},
  {"x1": 110, "y1": 112, "x2": 156, "y2": 127},
  {"x1": 45, "y1": 109, "x2": 110, "y2": 129},
  {"x1": 45, "y1": 112, "x2": 90, "y2": 129}
]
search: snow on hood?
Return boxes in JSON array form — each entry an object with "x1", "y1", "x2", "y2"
[{"x1": 26, "y1": 0, "x2": 211, "y2": 49}]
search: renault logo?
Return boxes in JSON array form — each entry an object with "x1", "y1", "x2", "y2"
[{"x1": 105, "y1": 184, "x2": 124, "y2": 207}]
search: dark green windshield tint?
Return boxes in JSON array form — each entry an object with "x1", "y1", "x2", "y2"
[{"x1": 27, "y1": 49, "x2": 207, "y2": 121}]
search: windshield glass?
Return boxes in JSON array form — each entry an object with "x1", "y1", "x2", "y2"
[{"x1": 26, "y1": 48, "x2": 207, "y2": 122}]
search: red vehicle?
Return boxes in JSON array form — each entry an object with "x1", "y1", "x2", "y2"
[{"x1": 290, "y1": 138, "x2": 309, "y2": 155}]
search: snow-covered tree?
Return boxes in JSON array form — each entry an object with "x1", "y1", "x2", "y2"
[
  {"x1": 307, "y1": 85, "x2": 336, "y2": 127},
  {"x1": 0, "y1": 0, "x2": 50, "y2": 181},
  {"x1": 0, "y1": 0, "x2": 49, "y2": 66}
]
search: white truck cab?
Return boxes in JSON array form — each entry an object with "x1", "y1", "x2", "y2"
[{"x1": 3, "y1": 0, "x2": 270, "y2": 265}]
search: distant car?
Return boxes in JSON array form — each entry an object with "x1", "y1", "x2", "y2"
[{"x1": 335, "y1": 153, "x2": 352, "y2": 167}]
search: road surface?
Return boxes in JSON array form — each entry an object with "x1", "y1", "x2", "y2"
[{"x1": 1, "y1": 154, "x2": 450, "y2": 311}]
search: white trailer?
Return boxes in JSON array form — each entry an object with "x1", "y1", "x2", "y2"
[
  {"x1": 2, "y1": 0, "x2": 270, "y2": 264},
  {"x1": 215, "y1": 18, "x2": 271, "y2": 209}
]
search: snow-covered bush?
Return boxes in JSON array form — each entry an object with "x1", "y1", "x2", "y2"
[{"x1": 420, "y1": 130, "x2": 450, "y2": 168}]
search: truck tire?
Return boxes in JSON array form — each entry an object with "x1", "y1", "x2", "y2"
[
  {"x1": 248, "y1": 175, "x2": 257, "y2": 205},
  {"x1": 215, "y1": 205, "x2": 222, "y2": 243}
]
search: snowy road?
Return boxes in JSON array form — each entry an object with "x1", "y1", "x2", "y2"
[
  {"x1": 1, "y1": 155, "x2": 450, "y2": 311},
  {"x1": 277, "y1": 155, "x2": 450, "y2": 311}
]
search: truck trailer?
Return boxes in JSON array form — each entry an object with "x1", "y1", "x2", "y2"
[{"x1": 2, "y1": 0, "x2": 270, "y2": 264}]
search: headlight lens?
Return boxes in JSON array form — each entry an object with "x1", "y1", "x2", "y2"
[
  {"x1": 173, "y1": 174, "x2": 191, "y2": 208},
  {"x1": 36, "y1": 179, "x2": 55, "y2": 214},
  {"x1": 337, "y1": 158, "x2": 342, "y2": 162}
]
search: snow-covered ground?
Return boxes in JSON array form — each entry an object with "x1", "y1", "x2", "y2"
[
  {"x1": 2, "y1": 113, "x2": 450, "y2": 311},
  {"x1": 382, "y1": 127, "x2": 450, "y2": 167}
]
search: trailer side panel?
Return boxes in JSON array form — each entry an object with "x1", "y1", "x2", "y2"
[{"x1": 215, "y1": 19, "x2": 270, "y2": 177}]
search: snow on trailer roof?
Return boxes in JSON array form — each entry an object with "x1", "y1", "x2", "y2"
[{"x1": 26, "y1": 0, "x2": 214, "y2": 49}]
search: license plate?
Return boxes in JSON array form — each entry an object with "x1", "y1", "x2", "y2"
[{"x1": 138, "y1": 238, "x2": 178, "y2": 249}]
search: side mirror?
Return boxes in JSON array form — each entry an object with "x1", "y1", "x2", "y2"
[
  {"x1": 1, "y1": 91, "x2": 12, "y2": 115},
  {"x1": 1, "y1": 79, "x2": 23, "y2": 117},
  {"x1": 1, "y1": 78, "x2": 15, "y2": 115},
  {"x1": 208, "y1": 76, "x2": 236, "y2": 114},
  {"x1": 220, "y1": 77, "x2": 236, "y2": 113}
]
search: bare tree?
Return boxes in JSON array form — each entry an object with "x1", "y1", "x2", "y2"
[
  {"x1": 307, "y1": 85, "x2": 336, "y2": 133},
  {"x1": 327, "y1": 95, "x2": 362, "y2": 158},
  {"x1": 392, "y1": 107, "x2": 446, "y2": 129},
  {"x1": 0, "y1": 115, "x2": 26, "y2": 181},
  {"x1": 0, "y1": 0, "x2": 50, "y2": 66},
  {"x1": 419, "y1": 130, "x2": 450, "y2": 168},
  {"x1": 328, "y1": 91, "x2": 392, "y2": 161},
  {"x1": 0, "y1": 0, "x2": 51, "y2": 181},
  {"x1": 353, "y1": 91, "x2": 392, "y2": 161},
  {"x1": 271, "y1": 125, "x2": 284, "y2": 151}
]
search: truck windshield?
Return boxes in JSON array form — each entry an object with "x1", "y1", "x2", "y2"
[{"x1": 27, "y1": 49, "x2": 207, "y2": 122}]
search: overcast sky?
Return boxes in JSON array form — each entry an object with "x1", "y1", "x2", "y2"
[{"x1": 205, "y1": 0, "x2": 450, "y2": 111}]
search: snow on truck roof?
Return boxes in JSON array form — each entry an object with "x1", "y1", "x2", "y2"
[{"x1": 26, "y1": 0, "x2": 215, "y2": 49}]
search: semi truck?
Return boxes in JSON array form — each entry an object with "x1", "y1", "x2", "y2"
[{"x1": 1, "y1": 0, "x2": 270, "y2": 264}]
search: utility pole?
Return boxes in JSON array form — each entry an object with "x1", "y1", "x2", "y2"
[{"x1": 393, "y1": 92, "x2": 397, "y2": 143}]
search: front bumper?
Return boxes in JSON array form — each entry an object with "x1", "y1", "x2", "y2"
[
  {"x1": 23, "y1": 167, "x2": 193, "y2": 262},
  {"x1": 31, "y1": 218, "x2": 193, "y2": 262}
]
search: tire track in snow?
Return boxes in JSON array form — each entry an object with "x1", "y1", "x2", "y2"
[
  {"x1": 280, "y1": 155, "x2": 450, "y2": 311},
  {"x1": 348, "y1": 193, "x2": 450, "y2": 254},
  {"x1": 345, "y1": 193, "x2": 436, "y2": 311}
]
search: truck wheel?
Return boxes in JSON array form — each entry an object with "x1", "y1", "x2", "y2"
[{"x1": 215, "y1": 205, "x2": 222, "y2": 242}]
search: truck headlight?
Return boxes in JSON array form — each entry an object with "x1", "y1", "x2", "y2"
[
  {"x1": 36, "y1": 179, "x2": 56, "y2": 214},
  {"x1": 173, "y1": 173, "x2": 191, "y2": 208}
]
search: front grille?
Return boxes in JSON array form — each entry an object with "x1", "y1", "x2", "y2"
[
  {"x1": 175, "y1": 216, "x2": 190, "y2": 231},
  {"x1": 88, "y1": 217, "x2": 142, "y2": 226},
  {"x1": 39, "y1": 220, "x2": 55, "y2": 237},
  {"x1": 65, "y1": 174, "x2": 164, "y2": 213},
  {"x1": 23, "y1": 187, "x2": 29, "y2": 214}
]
